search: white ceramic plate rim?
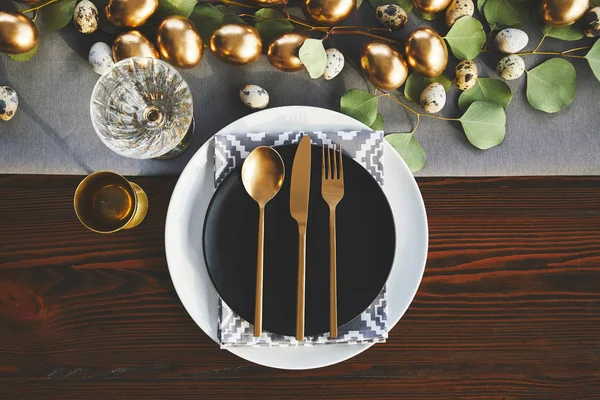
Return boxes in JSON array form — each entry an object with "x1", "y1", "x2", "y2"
[{"x1": 165, "y1": 106, "x2": 428, "y2": 370}]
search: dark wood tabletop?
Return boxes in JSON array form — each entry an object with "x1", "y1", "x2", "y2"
[{"x1": 0, "y1": 175, "x2": 599, "y2": 399}]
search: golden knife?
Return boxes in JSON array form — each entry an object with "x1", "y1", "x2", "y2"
[{"x1": 289, "y1": 135, "x2": 312, "y2": 341}]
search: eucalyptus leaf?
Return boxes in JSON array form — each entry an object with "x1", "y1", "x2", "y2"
[
  {"x1": 299, "y1": 39, "x2": 327, "y2": 79},
  {"x1": 477, "y1": 0, "x2": 487, "y2": 16},
  {"x1": 254, "y1": 9, "x2": 294, "y2": 45},
  {"x1": 157, "y1": 0, "x2": 197, "y2": 18},
  {"x1": 340, "y1": 89, "x2": 379, "y2": 127},
  {"x1": 585, "y1": 40, "x2": 600, "y2": 81},
  {"x1": 404, "y1": 73, "x2": 452, "y2": 103},
  {"x1": 366, "y1": 0, "x2": 412, "y2": 12},
  {"x1": 7, "y1": 45, "x2": 38, "y2": 62},
  {"x1": 542, "y1": 23, "x2": 584, "y2": 41},
  {"x1": 592, "y1": 0, "x2": 600, "y2": 7},
  {"x1": 216, "y1": 5, "x2": 245, "y2": 25},
  {"x1": 526, "y1": 58, "x2": 577, "y2": 113},
  {"x1": 190, "y1": 3, "x2": 243, "y2": 42},
  {"x1": 444, "y1": 16, "x2": 486, "y2": 60},
  {"x1": 356, "y1": 0, "x2": 363, "y2": 10},
  {"x1": 413, "y1": 10, "x2": 439, "y2": 20},
  {"x1": 458, "y1": 78, "x2": 512, "y2": 111},
  {"x1": 370, "y1": 113, "x2": 384, "y2": 131},
  {"x1": 42, "y1": 0, "x2": 76, "y2": 30},
  {"x1": 459, "y1": 100, "x2": 506, "y2": 150},
  {"x1": 385, "y1": 133, "x2": 426, "y2": 172},
  {"x1": 482, "y1": 0, "x2": 529, "y2": 27}
]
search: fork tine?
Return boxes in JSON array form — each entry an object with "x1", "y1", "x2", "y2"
[
  {"x1": 338, "y1": 144, "x2": 343, "y2": 180},
  {"x1": 322, "y1": 145, "x2": 326, "y2": 180},
  {"x1": 327, "y1": 144, "x2": 332, "y2": 180},
  {"x1": 332, "y1": 145, "x2": 337, "y2": 179}
]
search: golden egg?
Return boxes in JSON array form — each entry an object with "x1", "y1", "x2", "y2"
[
  {"x1": 540, "y1": 0, "x2": 589, "y2": 27},
  {"x1": 360, "y1": 41, "x2": 408, "y2": 90},
  {"x1": 255, "y1": 0, "x2": 288, "y2": 5},
  {"x1": 305, "y1": 0, "x2": 356, "y2": 25},
  {"x1": 157, "y1": 16, "x2": 203, "y2": 69},
  {"x1": 210, "y1": 24, "x2": 263, "y2": 65},
  {"x1": 113, "y1": 31, "x2": 159, "y2": 62},
  {"x1": 105, "y1": 0, "x2": 158, "y2": 28},
  {"x1": 267, "y1": 32, "x2": 310, "y2": 72},
  {"x1": 412, "y1": 0, "x2": 452, "y2": 14},
  {"x1": 405, "y1": 28, "x2": 448, "y2": 78},
  {"x1": 0, "y1": 12, "x2": 39, "y2": 54}
]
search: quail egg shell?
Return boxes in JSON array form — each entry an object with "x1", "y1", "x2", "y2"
[
  {"x1": 375, "y1": 5, "x2": 408, "y2": 31},
  {"x1": 240, "y1": 85, "x2": 269, "y2": 110},
  {"x1": 445, "y1": 0, "x2": 474, "y2": 28},
  {"x1": 453, "y1": 59, "x2": 478, "y2": 91},
  {"x1": 495, "y1": 28, "x2": 528, "y2": 54},
  {"x1": 420, "y1": 82, "x2": 446, "y2": 114},
  {"x1": 496, "y1": 54, "x2": 525, "y2": 80},
  {"x1": 74, "y1": 0, "x2": 99, "y2": 34},
  {"x1": 89, "y1": 42, "x2": 115, "y2": 75},
  {"x1": 0, "y1": 86, "x2": 18, "y2": 121},
  {"x1": 324, "y1": 48, "x2": 345, "y2": 80},
  {"x1": 584, "y1": 7, "x2": 600, "y2": 38}
]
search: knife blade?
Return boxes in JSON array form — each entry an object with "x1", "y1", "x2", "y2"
[{"x1": 289, "y1": 135, "x2": 311, "y2": 340}]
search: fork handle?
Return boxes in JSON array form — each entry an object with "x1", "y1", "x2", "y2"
[
  {"x1": 296, "y1": 227, "x2": 306, "y2": 341},
  {"x1": 329, "y1": 207, "x2": 338, "y2": 338}
]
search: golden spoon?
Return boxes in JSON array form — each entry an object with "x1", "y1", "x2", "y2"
[{"x1": 241, "y1": 146, "x2": 285, "y2": 337}]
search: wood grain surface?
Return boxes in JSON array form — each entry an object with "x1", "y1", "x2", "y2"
[{"x1": 0, "y1": 175, "x2": 599, "y2": 399}]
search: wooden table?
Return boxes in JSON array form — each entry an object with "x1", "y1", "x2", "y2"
[{"x1": 1, "y1": 175, "x2": 599, "y2": 399}]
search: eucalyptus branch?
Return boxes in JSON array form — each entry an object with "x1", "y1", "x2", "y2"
[
  {"x1": 483, "y1": 23, "x2": 496, "y2": 51},
  {"x1": 22, "y1": 0, "x2": 60, "y2": 13},
  {"x1": 532, "y1": 31, "x2": 548, "y2": 53},
  {"x1": 481, "y1": 45, "x2": 591, "y2": 60}
]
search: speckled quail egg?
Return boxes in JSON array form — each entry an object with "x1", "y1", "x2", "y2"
[
  {"x1": 89, "y1": 42, "x2": 115, "y2": 75},
  {"x1": 240, "y1": 85, "x2": 269, "y2": 110},
  {"x1": 584, "y1": 7, "x2": 600, "y2": 38},
  {"x1": 495, "y1": 28, "x2": 528, "y2": 54},
  {"x1": 420, "y1": 82, "x2": 446, "y2": 114},
  {"x1": 496, "y1": 54, "x2": 525, "y2": 80},
  {"x1": 324, "y1": 48, "x2": 344, "y2": 80},
  {"x1": 73, "y1": 0, "x2": 99, "y2": 34},
  {"x1": 0, "y1": 86, "x2": 18, "y2": 121},
  {"x1": 453, "y1": 59, "x2": 478, "y2": 91},
  {"x1": 445, "y1": 0, "x2": 474, "y2": 28},
  {"x1": 375, "y1": 5, "x2": 408, "y2": 31}
]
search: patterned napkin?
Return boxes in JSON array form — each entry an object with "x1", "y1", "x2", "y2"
[{"x1": 213, "y1": 130, "x2": 387, "y2": 347}]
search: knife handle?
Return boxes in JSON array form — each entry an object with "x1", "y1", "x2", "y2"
[
  {"x1": 296, "y1": 227, "x2": 306, "y2": 341},
  {"x1": 254, "y1": 206, "x2": 265, "y2": 337}
]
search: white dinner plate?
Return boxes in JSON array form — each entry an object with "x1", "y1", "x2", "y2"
[{"x1": 165, "y1": 106, "x2": 428, "y2": 370}]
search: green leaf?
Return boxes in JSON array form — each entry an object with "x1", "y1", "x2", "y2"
[
  {"x1": 385, "y1": 133, "x2": 426, "y2": 172},
  {"x1": 42, "y1": 0, "x2": 76, "y2": 30},
  {"x1": 299, "y1": 39, "x2": 327, "y2": 79},
  {"x1": 6, "y1": 45, "x2": 38, "y2": 62},
  {"x1": 254, "y1": 9, "x2": 294, "y2": 46},
  {"x1": 458, "y1": 78, "x2": 512, "y2": 111},
  {"x1": 542, "y1": 23, "x2": 584, "y2": 41},
  {"x1": 340, "y1": 89, "x2": 379, "y2": 126},
  {"x1": 366, "y1": 0, "x2": 412, "y2": 12},
  {"x1": 585, "y1": 40, "x2": 600, "y2": 82},
  {"x1": 459, "y1": 101, "x2": 506, "y2": 150},
  {"x1": 526, "y1": 58, "x2": 577, "y2": 113},
  {"x1": 477, "y1": 0, "x2": 487, "y2": 16},
  {"x1": 482, "y1": 0, "x2": 529, "y2": 27},
  {"x1": 404, "y1": 73, "x2": 452, "y2": 103},
  {"x1": 157, "y1": 0, "x2": 197, "y2": 18},
  {"x1": 591, "y1": 0, "x2": 600, "y2": 7},
  {"x1": 444, "y1": 16, "x2": 486, "y2": 60},
  {"x1": 189, "y1": 3, "x2": 243, "y2": 42},
  {"x1": 356, "y1": 0, "x2": 363, "y2": 10},
  {"x1": 413, "y1": 10, "x2": 439, "y2": 20},
  {"x1": 370, "y1": 113, "x2": 384, "y2": 131}
]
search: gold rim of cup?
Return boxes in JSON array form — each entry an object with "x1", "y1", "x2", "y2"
[{"x1": 74, "y1": 171, "x2": 148, "y2": 234}]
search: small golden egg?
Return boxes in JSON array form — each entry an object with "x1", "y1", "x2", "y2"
[
  {"x1": 360, "y1": 41, "x2": 408, "y2": 90},
  {"x1": 405, "y1": 28, "x2": 448, "y2": 78},
  {"x1": 540, "y1": 0, "x2": 589, "y2": 27},
  {"x1": 412, "y1": 0, "x2": 452, "y2": 14},
  {"x1": 267, "y1": 32, "x2": 310, "y2": 72},
  {"x1": 113, "y1": 31, "x2": 159, "y2": 62},
  {"x1": 0, "y1": 12, "x2": 39, "y2": 54},
  {"x1": 305, "y1": 0, "x2": 356, "y2": 25},
  {"x1": 105, "y1": 0, "x2": 158, "y2": 28},
  {"x1": 210, "y1": 24, "x2": 263, "y2": 65},
  {"x1": 157, "y1": 16, "x2": 203, "y2": 69}
]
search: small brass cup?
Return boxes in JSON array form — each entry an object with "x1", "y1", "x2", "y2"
[{"x1": 74, "y1": 171, "x2": 148, "y2": 234}]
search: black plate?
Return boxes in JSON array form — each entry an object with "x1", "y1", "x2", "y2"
[{"x1": 203, "y1": 144, "x2": 396, "y2": 337}]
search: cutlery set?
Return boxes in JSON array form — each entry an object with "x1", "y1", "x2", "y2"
[{"x1": 243, "y1": 136, "x2": 345, "y2": 340}]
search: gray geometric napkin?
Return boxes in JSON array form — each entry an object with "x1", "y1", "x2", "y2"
[{"x1": 213, "y1": 130, "x2": 387, "y2": 347}]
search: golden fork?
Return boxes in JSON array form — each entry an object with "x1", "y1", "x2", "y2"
[{"x1": 321, "y1": 144, "x2": 344, "y2": 338}]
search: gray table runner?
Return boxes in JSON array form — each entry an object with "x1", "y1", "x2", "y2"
[{"x1": 1, "y1": 6, "x2": 599, "y2": 176}]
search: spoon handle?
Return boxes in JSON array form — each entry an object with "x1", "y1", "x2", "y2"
[
  {"x1": 253, "y1": 206, "x2": 265, "y2": 337},
  {"x1": 296, "y1": 226, "x2": 306, "y2": 341}
]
